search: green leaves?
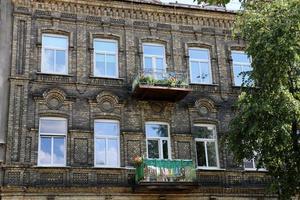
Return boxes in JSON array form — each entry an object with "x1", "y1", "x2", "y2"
[{"x1": 227, "y1": 0, "x2": 300, "y2": 198}]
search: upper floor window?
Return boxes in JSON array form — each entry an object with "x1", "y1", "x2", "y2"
[
  {"x1": 194, "y1": 124, "x2": 219, "y2": 169},
  {"x1": 143, "y1": 43, "x2": 166, "y2": 79},
  {"x1": 189, "y1": 48, "x2": 212, "y2": 84},
  {"x1": 244, "y1": 153, "x2": 266, "y2": 171},
  {"x1": 93, "y1": 39, "x2": 118, "y2": 78},
  {"x1": 42, "y1": 34, "x2": 68, "y2": 74},
  {"x1": 38, "y1": 117, "x2": 67, "y2": 166},
  {"x1": 232, "y1": 51, "x2": 252, "y2": 86},
  {"x1": 146, "y1": 122, "x2": 170, "y2": 159},
  {"x1": 94, "y1": 120, "x2": 120, "y2": 167}
]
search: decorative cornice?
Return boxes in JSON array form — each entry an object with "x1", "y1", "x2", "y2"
[{"x1": 12, "y1": 0, "x2": 236, "y2": 30}]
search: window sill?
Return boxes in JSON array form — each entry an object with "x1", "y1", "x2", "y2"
[
  {"x1": 190, "y1": 83, "x2": 219, "y2": 86},
  {"x1": 33, "y1": 165, "x2": 70, "y2": 168},
  {"x1": 244, "y1": 168, "x2": 268, "y2": 172},
  {"x1": 93, "y1": 166, "x2": 128, "y2": 169},
  {"x1": 36, "y1": 72, "x2": 73, "y2": 77},
  {"x1": 197, "y1": 167, "x2": 225, "y2": 171},
  {"x1": 89, "y1": 76, "x2": 125, "y2": 80}
]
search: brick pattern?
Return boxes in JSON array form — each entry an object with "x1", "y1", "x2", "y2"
[{"x1": 1, "y1": 0, "x2": 270, "y2": 197}]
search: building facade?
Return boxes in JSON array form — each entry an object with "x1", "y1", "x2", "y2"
[{"x1": 1, "y1": 0, "x2": 275, "y2": 199}]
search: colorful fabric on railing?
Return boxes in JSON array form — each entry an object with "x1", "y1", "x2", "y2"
[{"x1": 136, "y1": 159, "x2": 196, "y2": 182}]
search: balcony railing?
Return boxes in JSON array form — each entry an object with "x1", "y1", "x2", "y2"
[
  {"x1": 135, "y1": 159, "x2": 196, "y2": 183},
  {"x1": 132, "y1": 69, "x2": 192, "y2": 101}
]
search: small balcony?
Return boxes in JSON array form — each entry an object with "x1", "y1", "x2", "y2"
[
  {"x1": 135, "y1": 159, "x2": 196, "y2": 184},
  {"x1": 132, "y1": 69, "x2": 192, "y2": 102}
]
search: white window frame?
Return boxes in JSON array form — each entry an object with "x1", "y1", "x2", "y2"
[
  {"x1": 41, "y1": 34, "x2": 69, "y2": 75},
  {"x1": 94, "y1": 119, "x2": 120, "y2": 168},
  {"x1": 38, "y1": 117, "x2": 67, "y2": 167},
  {"x1": 142, "y1": 43, "x2": 166, "y2": 78},
  {"x1": 145, "y1": 122, "x2": 171, "y2": 160},
  {"x1": 93, "y1": 39, "x2": 119, "y2": 78},
  {"x1": 232, "y1": 50, "x2": 252, "y2": 86},
  {"x1": 188, "y1": 48, "x2": 212, "y2": 84},
  {"x1": 194, "y1": 124, "x2": 220, "y2": 169},
  {"x1": 244, "y1": 153, "x2": 267, "y2": 171}
]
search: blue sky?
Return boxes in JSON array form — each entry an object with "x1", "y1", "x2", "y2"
[{"x1": 160, "y1": 0, "x2": 241, "y2": 10}]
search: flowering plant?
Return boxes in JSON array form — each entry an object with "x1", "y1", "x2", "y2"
[{"x1": 132, "y1": 155, "x2": 143, "y2": 166}]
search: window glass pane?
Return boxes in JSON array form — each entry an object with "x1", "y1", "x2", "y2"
[
  {"x1": 244, "y1": 159, "x2": 255, "y2": 169},
  {"x1": 43, "y1": 49, "x2": 55, "y2": 72},
  {"x1": 232, "y1": 52, "x2": 250, "y2": 63},
  {"x1": 233, "y1": 65, "x2": 243, "y2": 86},
  {"x1": 189, "y1": 49, "x2": 209, "y2": 60},
  {"x1": 39, "y1": 137, "x2": 51, "y2": 165},
  {"x1": 194, "y1": 126, "x2": 215, "y2": 139},
  {"x1": 106, "y1": 54, "x2": 117, "y2": 77},
  {"x1": 200, "y1": 62, "x2": 211, "y2": 83},
  {"x1": 95, "y1": 53, "x2": 105, "y2": 76},
  {"x1": 207, "y1": 142, "x2": 217, "y2": 167},
  {"x1": 196, "y1": 141, "x2": 206, "y2": 167},
  {"x1": 53, "y1": 137, "x2": 65, "y2": 165},
  {"x1": 162, "y1": 140, "x2": 169, "y2": 159},
  {"x1": 95, "y1": 122, "x2": 119, "y2": 136},
  {"x1": 55, "y1": 50, "x2": 66, "y2": 73},
  {"x1": 144, "y1": 57, "x2": 153, "y2": 70},
  {"x1": 146, "y1": 124, "x2": 168, "y2": 137},
  {"x1": 156, "y1": 58, "x2": 164, "y2": 71},
  {"x1": 94, "y1": 40, "x2": 117, "y2": 52},
  {"x1": 190, "y1": 61, "x2": 200, "y2": 83},
  {"x1": 43, "y1": 35, "x2": 68, "y2": 49},
  {"x1": 143, "y1": 45, "x2": 164, "y2": 56},
  {"x1": 107, "y1": 139, "x2": 118, "y2": 166},
  {"x1": 95, "y1": 139, "x2": 106, "y2": 165},
  {"x1": 40, "y1": 119, "x2": 66, "y2": 134},
  {"x1": 148, "y1": 140, "x2": 159, "y2": 159}
]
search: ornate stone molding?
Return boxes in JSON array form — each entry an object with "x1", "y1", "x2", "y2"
[{"x1": 12, "y1": 0, "x2": 235, "y2": 30}]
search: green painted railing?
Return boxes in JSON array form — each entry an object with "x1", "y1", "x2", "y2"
[{"x1": 135, "y1": 159, "x2": 196, "y2": 183}]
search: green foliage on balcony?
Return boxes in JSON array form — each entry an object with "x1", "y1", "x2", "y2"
[{"x1": 135, "y1": 159, "x2": 196, "y2": 183}]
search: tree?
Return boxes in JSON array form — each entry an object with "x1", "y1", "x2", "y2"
[{"x1": 195, "y1": 0, "x2": 300, "y2": 199}]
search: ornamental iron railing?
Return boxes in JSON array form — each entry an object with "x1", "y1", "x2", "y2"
[{"x1": 132, "y1": 69, "x2": 190, "y2": 90}]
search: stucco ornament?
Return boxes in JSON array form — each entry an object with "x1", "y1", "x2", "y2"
[
  {"x1": 96, "y1": 91, "x2": 119, "y2": 113},
  {"x1": 43, "y1": 88, "x2": 66, "y2": 110}
]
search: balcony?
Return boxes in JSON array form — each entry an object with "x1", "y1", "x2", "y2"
[
  {"x1": 132, "y1": 69, "x2": 192, "y2": 102},
  {"x1": 135, "y1": 159, "x2": 196, "y2": 185}
]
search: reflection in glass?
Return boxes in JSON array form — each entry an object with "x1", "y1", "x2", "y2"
[
  {"x1": 53, "y1": 137, "x2": 65, "y2": 165},
  {"x1": 40, "y1": 119, "x2": 67, "y2": 134},
  {"x1": 146, "y1": 124, "x2": 168, "y2": 137},
  {"x1": 95, "y1": 139, "x2": 106, "y2": 165},
  {"x1": 107, "y1": 139, "x2": 118, "y2": 166},
  {"x1": 196, "y1": 141, "x2": 206, "y2": 167},
  {"x1": 207, "y1": 142, "x2": 217, "y2": 167},
  {"x1": 194, "y1": 126, "x2": 214, "y2": 139},
  {"x1": 44, "y1": 49, "x2": 55, "y2": 72},
  {"x1": 95, "y1": 122, "x2": 118, "y2": 136},
  {"x1": 40, "y1": 137, "x2": 51, "y2": 165},
  {"x1": 143, "y1": 45, "x2": 164, "y2": 56},
  {"x1": 189, "y1": 49, "x2": 209, "y2": 60},
  {"x1": 162, "y1": 140, "x2": 169, "y2": 159},
  {"x1": 148, "y1": 140, "x2": 159, "y2": 159}
]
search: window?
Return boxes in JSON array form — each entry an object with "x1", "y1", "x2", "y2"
[
  {"x1": 94, "y1": 120, "x2": 120, "y2": 167},
  {"x1": 38, "y1": 117, "x2": 67, "y2": 166},
  {"x1": 41, "y1": 34, "x2": 68, "y2": 74},
  {"x1": 244, "y1": 153, "x2": 266, "y2": 171},
  {"x1": 232, "y1": 51, "x2": 252, "y2": 86},
  {"x1": 189, "y1": 48, "x2": 212, "y2": 84},
  {"x1": 146, "y1": 122, "x2": 170, "y2": 159},
  {"x1": 143, "y1": 43, "x2": 166, "y2": 79},
  {"x1": 93, "y1": 39, "x2": 118, "y2": 78},
  {"x1": 194, "y1": 124, "x2": 219, "y2": 169}
]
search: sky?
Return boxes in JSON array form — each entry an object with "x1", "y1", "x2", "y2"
[{"x1": 160, "y1": 0, "x2": 241, "y2": 10}]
